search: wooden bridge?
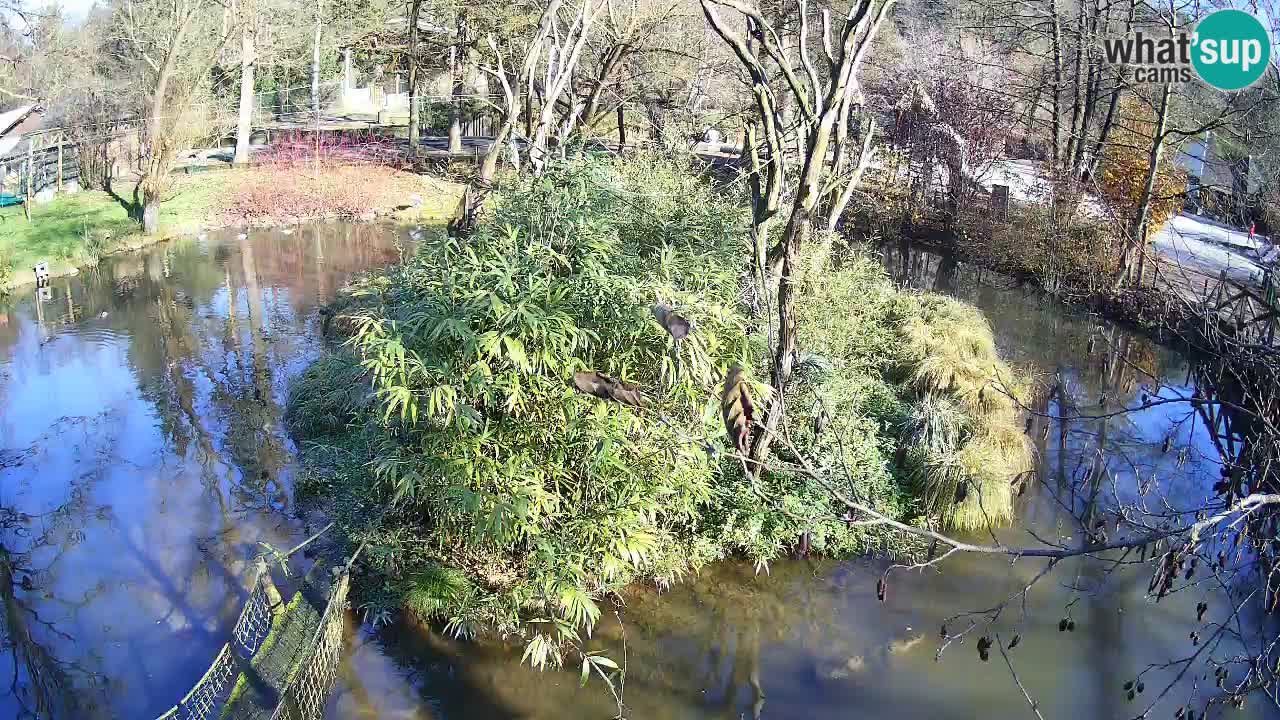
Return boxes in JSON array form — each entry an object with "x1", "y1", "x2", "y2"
[
  {"x1": 153, "y1": 556, "x2": 350, "y2": 720},
  {"x1": 1196, "y1": 268, "x2": 1280, "y2": 347}
]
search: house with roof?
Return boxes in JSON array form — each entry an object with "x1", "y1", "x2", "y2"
[
  {"x1": 1175, "y1": 131, "x2": 1262, "y2": 226},
  {"x1": 0, "y1": 104, "x2": 43, "y2": 157},
  {"x1": 0, "y1": 105, "x2": 84, "y2": 204}
]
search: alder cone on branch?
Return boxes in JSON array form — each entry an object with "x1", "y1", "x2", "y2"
[
  {"x1": 721, "y1": 364, "x2": 756, "y2": 453},
  {"x1": 572, "y1": 371, "x2": 646, "y2": 408}
]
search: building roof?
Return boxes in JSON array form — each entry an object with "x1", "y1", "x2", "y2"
[
  {"x1": 0, "y1": 104, "x2": 36, "y2": 137},
  {"x1": 0, "y1": 107, "x2": 46, "y2": 159}
]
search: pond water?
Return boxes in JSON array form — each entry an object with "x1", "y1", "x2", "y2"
[
  {"x1": 0, "y1": 224, "x2": 410, "y2": 719},
  {"x1": 0, "y1": 227, "x2": 1267, "y2": 719}
]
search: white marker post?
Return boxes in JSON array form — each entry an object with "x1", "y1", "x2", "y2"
[{"x1": 33, "y1": 261, "x2": 49, "y2": 289}]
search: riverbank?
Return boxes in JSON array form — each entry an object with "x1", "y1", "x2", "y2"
[
  {"x1": 0, "y1": 166, "x2": 465, "y2": 291},
  {"x1": 863, "y1": 214, "x2": 1251, "y2": 363}
]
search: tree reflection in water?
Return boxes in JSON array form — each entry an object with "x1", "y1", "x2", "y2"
[{"x1": 0, "y1": 223, "x2": 418, "y2": 718}]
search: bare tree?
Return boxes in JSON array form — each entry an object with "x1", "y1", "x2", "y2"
[
  {"x1": 700, "y1": 0, "x2": 893, "y2": 471},
  {"x1": 107, "y1": 0, "x2": 232, "y2": 233},
  {"x1": 452, "y1": 0, "x2": 602, "y2": 231},
  {"x1": 234, "y1": 0, "x2": 256, "y2": 165}
]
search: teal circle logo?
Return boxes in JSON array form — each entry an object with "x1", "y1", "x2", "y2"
[{"x1": 1192, "y1": 9, "x2": 1271, "y2": 91}]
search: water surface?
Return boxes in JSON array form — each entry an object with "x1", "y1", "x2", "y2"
[
  {"x1": 0, "y1": 223, "x2": 411, "y2": 719},
  {"x1": 0, "y1": 228, "x2": 1267, "y2": 720}
]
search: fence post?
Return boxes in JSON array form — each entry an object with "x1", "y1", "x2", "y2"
[
  {"x1": 617, "y1": 104, "x2": 625, "y2": 151},
  {"x1": 56, "y1": 141, "x2": 63, "y2": 194},
  {"x1": 256, "y1": 556, "x2": 285, "y2": 613},
  {"x1": 24, "y1": 139, "x2": 34, "y2": 221}
]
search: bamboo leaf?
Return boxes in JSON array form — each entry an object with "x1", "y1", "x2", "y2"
[{"x1": 589, "y1": 656, "x2": 620, "y2": 671}]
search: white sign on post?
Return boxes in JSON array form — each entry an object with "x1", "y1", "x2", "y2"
[{"x1": 33, "y1": 261, "x2": 50, "y2": 288}]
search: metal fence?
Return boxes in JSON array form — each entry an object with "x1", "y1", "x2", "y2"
[
  {"x1": 154, "y1": 645, "x2": 239, "y2": 720},
  {"x1": 414, "y1": 95, "x2": 502, "y2": 137},
  {"x1": 269, "y1": 572, "x2": 350, "y2": 720},
  {"x1": 232, "y1": 560, "x2": 276, "y2": 657},
  {"x1": 1200, "y1": 268, "x2": 1280, "y2": 346},
  {"x1": 254, "y1": 82, "x2": 345, "y2": 127}
]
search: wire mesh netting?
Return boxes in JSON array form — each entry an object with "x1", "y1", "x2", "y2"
[
  {"x1": 232, "y1": 563, "x2": 274, "y2": 657},
  {"x1": 269, "y1": 572, "x2": 350, "y2": 720},
  {"x1": 153, "y1": 643, "x2": 238, "y2": 720}
]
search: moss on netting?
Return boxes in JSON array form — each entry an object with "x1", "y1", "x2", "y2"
[{"x1": 219, "y1": 591, "x2": 315, "y2": 720}]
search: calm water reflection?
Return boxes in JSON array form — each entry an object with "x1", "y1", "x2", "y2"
[
  {"x1": 327, "y1": 239, "x2": 1271, "y2": 720},
  {"x1": 0, "y1": 223, "x2": 413, "y2": 719},
  {"x1": 2, "y1": 227, "x2": 1270, "y2": 720}
]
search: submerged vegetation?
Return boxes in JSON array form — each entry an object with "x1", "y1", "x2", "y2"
[{"x1": 289, "y1": 152, "x2": 1033, "y2": 665}]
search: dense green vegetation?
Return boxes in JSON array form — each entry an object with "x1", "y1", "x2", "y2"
[{"x1": 289, "y1": 152, "x2": 1032, "y2": 666}]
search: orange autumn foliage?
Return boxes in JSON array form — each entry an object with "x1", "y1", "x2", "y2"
[{"x1": 1096, "y1": 100, "x2": 1187, "y2": 244}]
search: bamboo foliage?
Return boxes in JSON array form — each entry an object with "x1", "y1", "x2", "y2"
[{"x1": 305, "y1": 154, "x2": 754, "y2": 663}]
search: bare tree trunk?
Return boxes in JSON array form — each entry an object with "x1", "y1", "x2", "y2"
[
  {"x1": 527, "y1": 0, "x2": 599, "y2": 175},
  {"x1": 1073, "y1": 58, "x2": 1100, "y2": 173},
  {"x1": 698, "y1": 0, "x2": 894, "y2": 474},
  {"x1": 234, "y1": 8, "x2": 256, "y2": 166},
  {"x1": 1114, "y1": 82, "x2": 1171, "y2": 291},
  {"x1": 827, "y1": 118, "x2": 876, "y2": 231},
  {"x1": 1071, "y1": 0, "x2": 1103, "y2": 174},
  {"x1": 745, "y1": 122, "x2": 778, "y2": 280},
  {"x1": 408, "y1": 0, "x2": 423, "y2": 150},
  {"x1": 310, "y1": 2, "x2": 322, "y2": 116},
  {"x1": 448, "y1": 11, "x2": 466, "y2": 155},
  {"x1": 137, "y1": 4, "x2": 202, "y2": 234},
  {"x1": 1064, "y1": 4, "x2": 1084, "y2": 173},
  {"x1": 1086, "y1": 0, "x2": 1132, "y2": 178},
  {"x1": 575, "y1": 43, "x2": 627, "y2": 135},
  {"x1": 1048, "y1": 0, "x2": 1064, "y2": 176},
  {"x1": 454, "y1": 0, "x2": 564, "y2": 234}
]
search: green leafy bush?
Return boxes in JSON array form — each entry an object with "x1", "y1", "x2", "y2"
[
  {"x1": 290, "y1": 152, "x2": 1033, "y2": 666},
  {"x1": 0, "y1": 243, "x2": 13, "y2": 293},
  {"x1": 297, "y1": 152, "x2": 756, "y2": 666}
]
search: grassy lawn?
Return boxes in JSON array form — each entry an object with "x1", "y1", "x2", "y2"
[
  {"x1": 0, "y1": 172, "x2": 234, "y2": 288},
  {"x1": 0, "y1": 166, "x2": 464, "y2": 291}
]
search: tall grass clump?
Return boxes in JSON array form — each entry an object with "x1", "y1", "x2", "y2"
[
  {"x1": 896, "y1": 294, "x2": 1034, "y2": 531},
  {"x1": 787, "y1": 237, "x2": 1033, "y2": 534}
]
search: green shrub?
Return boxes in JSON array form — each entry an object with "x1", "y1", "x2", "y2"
[
  {"x1": 298, "y1": 152, "x2": 757, "y2": 667},
  {"x1": 0, "y1": 243, "x2": 12, "y2": 293},
  {"x1": 290, "y1": 152, "x2": 1033, "y2": 666}
]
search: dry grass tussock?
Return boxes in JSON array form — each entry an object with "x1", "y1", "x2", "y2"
[
  {"x1": 221, "y1": 165, "x2": 453, "y2": 224},
  {"x1": 792, "y1": 236, "x2": 1035, "y2": 533},
  {"x1": 899, "y1": 295, "x2": 1035, "y2": 531}
]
